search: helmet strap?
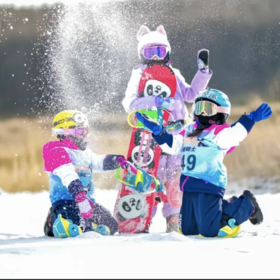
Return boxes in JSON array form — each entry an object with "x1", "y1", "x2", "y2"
[{"x1": 57, "y1": 135, "x2": 66, "y2": 141}]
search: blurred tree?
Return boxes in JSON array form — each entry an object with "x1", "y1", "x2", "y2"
[{"x1": 0, "y1": 0, "x2": 279, "y2": 118}]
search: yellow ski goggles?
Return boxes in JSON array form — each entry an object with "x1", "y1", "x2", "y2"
[{"x1": 195, "y1": 100, "x2": 229, "y2": 116}]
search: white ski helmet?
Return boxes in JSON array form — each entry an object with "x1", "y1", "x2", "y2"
[{"x1": 136, "y1": 25, "x2": 171, "y2": 59}]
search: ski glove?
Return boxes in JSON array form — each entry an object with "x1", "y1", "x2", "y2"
[
  {"x1": 115, "y1": 156, "x2": 127, "y2": 169},
  {"x1": 249, "y1": 103, "x2": 272, "y2": 122},
  {"x1": 155, "y1": 97, "x2": 175, "y2": 111},
  {"x1": 68, "y1": 179, "x2": 95, "y2": 220},
  {"x1": 136, "y1": 112, "x2": 163, "y2": 136},
  {"x1": 197, "y1": 49, "x2": 209, "y2": 71},
  {"x1": 103, "y1": 154, "x2": 126, "y2": 170}
]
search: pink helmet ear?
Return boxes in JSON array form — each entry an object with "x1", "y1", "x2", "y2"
[
  {"x1": 137, "y1": 25, "x2": 150, "y2": 41},
  {"x1": 156, "y1": 25, "x2": 167, "y2": 37}
]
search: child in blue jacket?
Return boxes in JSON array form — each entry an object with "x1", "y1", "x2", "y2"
[{"x1": 136, "y1": 88, "x2": 272, "y2": 237}]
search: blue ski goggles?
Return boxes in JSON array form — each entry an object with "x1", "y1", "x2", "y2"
[{"x1": 142, "y1": 46, "x2": 167, "y2": 60}]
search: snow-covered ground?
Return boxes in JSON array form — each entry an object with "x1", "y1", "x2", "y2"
[{"x1": 0, "y1": 189, "x2": 280, "y2": 278}]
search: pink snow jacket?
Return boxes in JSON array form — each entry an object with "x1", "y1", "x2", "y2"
[{"x1": 43, "y1": 138, "x2": 107, "y2": 204}]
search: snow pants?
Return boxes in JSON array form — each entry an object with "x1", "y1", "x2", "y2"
[
  {"x1": 44, "y1": 199, "x2": 118, "y2": 236},
  {"x1": 151, "y1": 153, "x2": 183, "y2": 220},
  {"x1": 179, "y1": 192, "x2": 255, "y2": 237}
]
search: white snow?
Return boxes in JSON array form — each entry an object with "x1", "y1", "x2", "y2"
[
  {"x1": 0, "y1": 0, "x2": 124, "y2": 8},
  {"x1": 0, "y1": 189, "x2": 279, "y2": 278}
]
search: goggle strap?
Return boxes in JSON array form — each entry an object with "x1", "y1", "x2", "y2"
[
  {"x1": 52, "y1": 128, "x2": 88, "y2": 136},
  {"x1": 217, "y1": 107, "x2": 230, "y2": 114}
]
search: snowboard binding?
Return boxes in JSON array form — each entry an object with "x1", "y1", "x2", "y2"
[
  {"x1": 115, "y1": 160, "x2": 163, "y2": 193},
  {"x1": 198, "y1": 219, "x2": 241, "y2": 238},
  {"x1": 92, "y1": 223, "x2": 111, "y2": 236},
  {"x1": 52, "y1": 214, "x2": 83, "y2": 238},
  {"x1": 217, "y1": 218, "x2": 241, "y2": 238}
]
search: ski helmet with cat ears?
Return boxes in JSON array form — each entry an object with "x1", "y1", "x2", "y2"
[{"x1": 136, "y1": 25, "x2": 171, "y2": 59}]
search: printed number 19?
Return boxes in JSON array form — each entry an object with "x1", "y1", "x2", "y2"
[{"x1": 182, "y1": 155, "x2": 196, "y2": 171}]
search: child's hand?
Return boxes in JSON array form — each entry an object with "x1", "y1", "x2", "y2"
[
  {"x1": 103, "y1": 155, "x2": 126, "y2": 170},
  {"x1": 197, "y1": 49, "x2": 209, "y2": 71},
  {"x1": 155, "y1": 97, "x2": 175, "y2": 111},
  {"x1": 136, "y1": 112, "x2": 163, "y2": 135},
  {"x1": 249, "y1": 103, "x2": 272, "y2": 122},
  {"x1": 115, "y1": 156, "x2": 127, "y2": 169}
]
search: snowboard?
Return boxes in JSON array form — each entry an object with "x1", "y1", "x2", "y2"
[{"x1": 114, "y1": 64, "x2": 177, "y2": 233}]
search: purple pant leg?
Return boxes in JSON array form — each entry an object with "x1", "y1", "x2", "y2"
[
  {"x1": 162, "y1": 153, "x2": 183, "y2": 218},
  {"x1": 157, "y1": 154, "x2": 167, "y2": 181},
  {"x1": 151, "y1": 153, "x2": 183, "y2": 220},
  {"x1": 91, "y1": 203, "x2": 119, "y2": 234}
]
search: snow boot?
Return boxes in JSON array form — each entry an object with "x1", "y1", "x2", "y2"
[
  {"x1": 52, "y1": 214, "x2": 82, "y2": 238},
  {"x1": 243, "y1": 190, "x2": 263, "y2": 225},
  {"x1": 92, "y1": 223, "x2": 111, "y2": 236},
  {"x1": 199, "y1": 219, "x2": 241, "y2": 238},
  {"x1": 217, "y1": 218, "x2": 241, "y2": 238},
  {"x1": 166, "y1": 213, "x2": 180, "y2": 233},
  {"x1": 137, "y1": 224, "x2": 150, "y2": 233},
  {"x1": 44, "y1": 207, "x2": 54, "y2": 237}
]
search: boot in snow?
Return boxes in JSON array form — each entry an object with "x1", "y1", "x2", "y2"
[
  {"x1": 243, "y1": 190, "x2": 263, "y2": 225},
  {"x1": 166, "y1": 213, "x2": 180, "y2": 233}
]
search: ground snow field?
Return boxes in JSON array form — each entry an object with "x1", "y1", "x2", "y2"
[{"x1": 0, "y1": 189, "x2": 280, "y2": 278}]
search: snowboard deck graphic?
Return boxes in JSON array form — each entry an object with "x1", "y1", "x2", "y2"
[{"x1": 114, "y1": 64, "x2": 177, "y2": 233}]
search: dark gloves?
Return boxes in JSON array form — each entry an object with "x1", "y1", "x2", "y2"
[
  {"x1": 103, "y1": 155, "x2": 126, "y2": 171},
  {"x1": 197, "y1": 49, "x2": 209, "y2": 71}
]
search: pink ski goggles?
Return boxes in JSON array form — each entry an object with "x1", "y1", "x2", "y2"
[
  {"x1": 142, "y1": 46, "x2": 167, "y2": 60},
  {"x1": 52, "y1": 127, "x2": 89, "y2": 138}
]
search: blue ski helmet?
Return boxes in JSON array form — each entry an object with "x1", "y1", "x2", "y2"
[{"x1": 195, "y1": 88, "x2": 231, "y2": 117}]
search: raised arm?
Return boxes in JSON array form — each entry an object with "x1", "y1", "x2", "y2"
[
  {"x1": 216, "y1": 103, "x2": 273, "y2": 150},
  {"x1": 175, "y1": 49, "x2": 213, "y2": 103}
]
